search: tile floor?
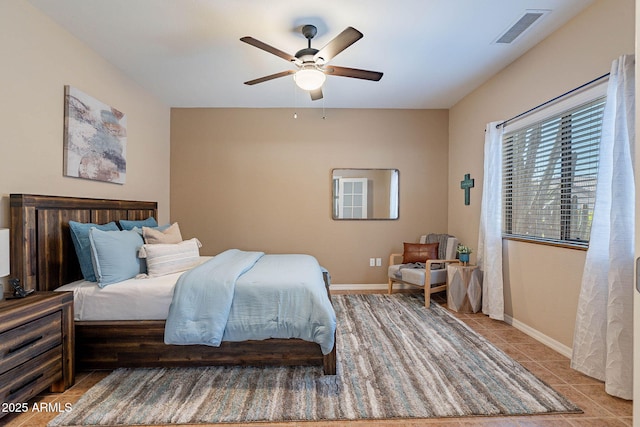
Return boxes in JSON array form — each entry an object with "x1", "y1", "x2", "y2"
[{"x1": 3, "y1": 290, "x2": 633, "y2": 427}]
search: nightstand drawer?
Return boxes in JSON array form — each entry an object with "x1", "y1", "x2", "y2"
[
  {"x1": 0, "y1": 312, "x2": 62, "y2": 375},
  {"x1": 0, "y1": 346, "x2": 62, "y2": 404}
]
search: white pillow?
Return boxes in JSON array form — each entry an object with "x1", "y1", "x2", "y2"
[{"x1": 138, "y1": 238, "x2": 202, "y2": 277}]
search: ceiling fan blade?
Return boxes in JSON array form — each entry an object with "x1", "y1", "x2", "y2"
[
  {"x1": 244, "y1": 70, "x2": 295, "y2": 85},
  {"x1": 325, "y1": 66, "x2": 383, "y2": 81},
  {"x1": 240, "y1": 36, "x2": 297, "y2": 63},
  {"x1": 310, "y1": 88, "x2": 323, "y2": 101},
  {"x1": 313, "y1": 27, "x2": 363, "y2": 63}
]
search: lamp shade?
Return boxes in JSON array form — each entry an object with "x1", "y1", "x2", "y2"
[
  {"x1": 0, "y1": 229, "x2": 9, "y2": 278},
  {"x1": 294, "y1": 67, "x2": 326, "y2": 91}
]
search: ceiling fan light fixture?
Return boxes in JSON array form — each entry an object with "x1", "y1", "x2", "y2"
[
  {"x1": 242, "y1": 25, "x2": 381, "y2": 101},
  {"x1": 294, "y1": 66, "x2": 326, "y2": 91}
]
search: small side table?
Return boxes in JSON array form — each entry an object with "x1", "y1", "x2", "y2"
[{"x1": 447, "y1": 264, "x2": 482, "y2": 313}]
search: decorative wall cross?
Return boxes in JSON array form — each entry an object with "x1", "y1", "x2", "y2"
[{"x1": 460, "y1": 173, "x2": 475, "y2": 206}]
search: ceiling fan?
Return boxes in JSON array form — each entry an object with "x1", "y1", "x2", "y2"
[{"x1": 240, "y1": 25, "x2": 383, "y2": 101}]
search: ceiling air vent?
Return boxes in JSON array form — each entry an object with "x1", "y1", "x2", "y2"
[{"x1": 494, "y1": 9, "x2": 549, "y2": 44}]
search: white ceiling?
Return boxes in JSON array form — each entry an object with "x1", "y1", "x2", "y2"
[{"x1": 28, "y1": 0, "x2": 593, "y2": 109}]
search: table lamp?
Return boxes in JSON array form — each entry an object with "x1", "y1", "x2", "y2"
[{"x1": 0, "y1": 228, "x2": 9, "y2": 301}]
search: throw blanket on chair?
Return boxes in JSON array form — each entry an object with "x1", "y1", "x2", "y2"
[
  {"x1": 426, "y1": 233, "x2": 454, "y2": 268},
  {"x1": 165, "y1": 249, "x2": 264, "y2": 346},
  {"x1": 426, "y1": 233, "x2": 453, "y2": 259},
  {"x1": 393, "y1": 262, "x2": 426, "y2": 279}
]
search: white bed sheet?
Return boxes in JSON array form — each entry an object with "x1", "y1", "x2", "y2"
[{"x1": 56, "y1": 257, "x2": 212, "y2": 321}]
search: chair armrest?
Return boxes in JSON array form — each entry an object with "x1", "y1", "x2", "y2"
[
  {"x1": 426, "y1": 259, "x2": 460, "y2": 269},
  {"x1": 390, "y1": 255, "x2": 460, "y2": 268},
  {"x1": 389, "y1": 253, "x2": 403, "y2": 265}
]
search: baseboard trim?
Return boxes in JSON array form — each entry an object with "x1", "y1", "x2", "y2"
[
  {"x1": 503, "y1": 314, "x2": 573, "y2": 358},
  {"x1": 330, "y1": 283, "x2": 418, "y2": 292},
  {"x1": 331, "y1": 283, "x2": 573, "y2": 359}
]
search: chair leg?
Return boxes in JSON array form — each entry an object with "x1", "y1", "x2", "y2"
[
  {"x1": 388, "y1": 278, "x2": 394, "y2": 294},
  {"x1": 424, "y1": 286, "x2": 430, "y2": 308},
  {"x1": 443, "y1": 284, "x2": 448, "y2": 306}
]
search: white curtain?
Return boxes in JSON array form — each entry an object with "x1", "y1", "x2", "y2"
[
  {"x1": 477, "y1": 122, "x2": 505, "y2": 320},
  {"x1": 571, "y1": 54, "x2": 635, "y2": 400}
]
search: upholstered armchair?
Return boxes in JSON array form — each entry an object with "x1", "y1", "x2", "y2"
[{"x1": 388, "y1": 234, "x2": 460, "y2": 307}]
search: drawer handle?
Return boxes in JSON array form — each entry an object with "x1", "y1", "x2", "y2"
[
  {"x1": 8, "y1": 336, "x2": 44, "y2": 355},
  {"x1": 9, "y1": 373, "x2": 44, "y2": 396}
]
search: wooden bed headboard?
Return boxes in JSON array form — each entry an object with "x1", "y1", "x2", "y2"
[{"x1": 10, "y1": 194, "x2": 157, "y2": 292}]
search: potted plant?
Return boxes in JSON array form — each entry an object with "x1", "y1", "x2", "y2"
[{"x1": 457, "y1": 244, "x2": 472, "y2": 265}]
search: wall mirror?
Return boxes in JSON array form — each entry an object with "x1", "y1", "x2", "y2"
[{"x1": 332, "y1": 168, "x2": 399, "y2": 220}]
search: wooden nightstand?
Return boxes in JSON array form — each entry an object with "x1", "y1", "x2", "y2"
[{"x1": 0, "y1": 292, "x2": 74, "y2": 416}]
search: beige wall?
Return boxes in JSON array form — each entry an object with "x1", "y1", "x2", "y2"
[
  {"x1": 170, "y1": 108, "x2": 449, "y2": 283},
  {"x1": 448, "y1": 0, "x2": 634, "y2": 347},
  {"x1": 0, "y1": 1, "x2": 171, "y2": 235}
]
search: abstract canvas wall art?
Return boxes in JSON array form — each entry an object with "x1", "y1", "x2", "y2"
[{"x1": 63, "y1": 86, "x2": 126, "y2": 184}]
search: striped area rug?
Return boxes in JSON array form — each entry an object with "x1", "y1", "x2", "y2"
[{"x1": 49, "y1": 294, "x2": 581, "y2": 425}]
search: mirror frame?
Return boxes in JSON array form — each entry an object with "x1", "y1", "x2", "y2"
[{"x1": 331, "y1": 168, "x2": 399, "y2": 220}]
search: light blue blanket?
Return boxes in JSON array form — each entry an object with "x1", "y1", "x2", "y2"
[
  {"x1": 164, "y1": 249, "x2": 264, "y2": 346},
  {"x1": 164, "y1": 249, "x2": 336, "y2": 355}
]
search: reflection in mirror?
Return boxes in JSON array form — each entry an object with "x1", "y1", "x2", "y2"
[{"x1": 332, "y1": 169, "x2": 399, "y2": 220}]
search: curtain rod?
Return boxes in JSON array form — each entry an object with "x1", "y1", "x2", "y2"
[{"x1": 496, "y1": 72, "x2": 610, "y2": 129}]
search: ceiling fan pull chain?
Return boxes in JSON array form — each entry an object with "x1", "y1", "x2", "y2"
[
  {"x1": 322, "y1": 89, "x2": 326, "y2": 120},
  {"x1": 293, "y1": 80, "x2": 298, "y2": 119}
]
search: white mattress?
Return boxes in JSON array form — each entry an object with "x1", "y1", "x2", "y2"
[{"x1": 56, "y1": 256, "x2": 211, "y2": 321}]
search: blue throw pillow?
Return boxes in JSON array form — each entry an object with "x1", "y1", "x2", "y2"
[
  {"x1": 69, "y1": 220, "x2": 119, "y2": 282},
  {"x1": 88, "y1": 228, "x2": 146, "y2": 287},
  {"x1": 119, "y1": 217, "x2": 158, "y2": 230}
]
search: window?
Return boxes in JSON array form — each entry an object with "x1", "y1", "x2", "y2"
[
  {"x1": 338, "y1": 178, "x2": 368, "y2": 219},
  {"x1": 502, "y1": 96, "x2": 606, "y2": 248}
]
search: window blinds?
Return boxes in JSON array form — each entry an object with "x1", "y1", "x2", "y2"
[{"x1": 502, "y1": 97, "x2": 606, "y2": 247}]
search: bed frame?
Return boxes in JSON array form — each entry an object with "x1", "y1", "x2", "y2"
[{"x1": 9, "y1": 194, "x2": 337, "y2": 375}]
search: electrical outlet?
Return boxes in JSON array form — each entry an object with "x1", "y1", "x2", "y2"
[
  {"x1": 375, "y1": 258, "x2": 382, "y2": 267},
  {"x1": 369, "y1": 258, "x2": 375, "y2": 267}
]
